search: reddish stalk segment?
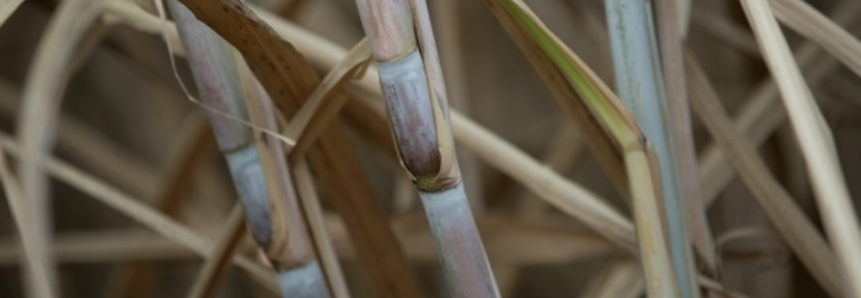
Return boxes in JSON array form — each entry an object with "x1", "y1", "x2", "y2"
[{"x1": 354, "y1": 0, "x2": 499, "y2": 297}]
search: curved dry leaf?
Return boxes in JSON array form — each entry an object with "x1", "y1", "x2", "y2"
[
  {"x1": 15, "y1": 0, "x2": 109, "y2": 296},
  {"x1": 284, "y1": 39, "x2": 372, "y2": 157}
]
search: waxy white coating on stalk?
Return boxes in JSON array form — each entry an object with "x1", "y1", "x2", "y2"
[
  {"x1": 278, "y1": 261, "x2": 332, "y2": 298},
  {"x1": 225, "y1": 146, "x2": 273, "y2": 247},
  {"x1": 420, "y1": 183, "x2": 499, "y2": 298},
  {"x1": 170, "y1": 0, "x2": 274, "y2": 247}
]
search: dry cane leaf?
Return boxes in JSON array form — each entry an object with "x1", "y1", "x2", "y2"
[
  {"x1": 687, "y1": 52, "x2": 842, "y2": 297},
  {"x1": 770, "y1": 0, "x2": 861, "y2": 78},
  {"x1": 284, "y1": 39, "x2": 372, "y2": 158},
  {"x1": 740, "y1": 1, "x2": 861, "y2": 297},
  {"x1": 15, "y1": 0, "x2": 109, "y2": 297}
]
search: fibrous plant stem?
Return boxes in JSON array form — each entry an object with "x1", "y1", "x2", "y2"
[
  {"x1": 604, "y1": 0, "x2": 700, "y2": 296},
  {"x1": 354, "y1": 0, "x2": 499, "y2": 297},
  {"x1": 168, "y1": 1, "x2": 330, "y2": 297}
]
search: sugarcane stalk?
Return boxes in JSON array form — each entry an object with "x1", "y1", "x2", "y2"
[
  {"x1": 654, "y1": 0, "x2": 720, "y2": 282},
  {"x1": 168, "y1": 2, "x2": 330, "y2": 298},
  {"x1": 604, "y1": 0, "x2": 700, "y2": 297},
  {"x1": 354, "y1": 0, "x2": 499, "y2": 297}
]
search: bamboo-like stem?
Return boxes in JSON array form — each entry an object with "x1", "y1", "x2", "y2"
[
  {"x1": 103, "y1": 1, "x2": 626, "y2": 209},
  {"x1": 740, "y1": 1, "x2": 861, "y2": 297},
  {"x1": 654, "y1": 0, "x2": 719, "y2": 281},
  {"x1": 168, "y1": 0, "x2": 267, "y2": 249},
  {"x1": 356, "y1": 0, "x2": 445, "y2": 188},
  {"x1": 167, "y1": 0, "x2": 423, "y2": 296},
  {"x1": 420, "y1": 185, "x2": 499, "y2": 297},
  {"x1": 604, "y1": 0, "x2": 699, "y2": 296},
  {"x1": 168, "y1": 2, "x2": 329, "y2": 298},
  {"x1": 109, "y1": 5, "x2": 740, "y2": 294},
  {"x1": 355, "y1": 0, "x2": 497, "y2": 296}
]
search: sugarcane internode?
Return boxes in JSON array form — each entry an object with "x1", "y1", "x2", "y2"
[
  {"x1": 355, "y1": 0, "x2": 499, "y2": 297},
  {"x1": 376, "y1": 50, "x2": 460, "y2": 192}
]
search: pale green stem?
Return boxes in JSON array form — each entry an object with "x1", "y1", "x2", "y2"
[{"x1": 604, "y1": 0, "x2": 699, "y2": 296}]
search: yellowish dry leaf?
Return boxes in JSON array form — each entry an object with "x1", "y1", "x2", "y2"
[{"x1": 741, "y1": 1, "x2": 861, "y2": 296}]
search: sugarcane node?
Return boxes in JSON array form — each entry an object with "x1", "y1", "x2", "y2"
[
  {"x1": 267, "y1": 241, "x2": 318, "y2": 271},
  {"x1": 265, "y1": 185, "x2": 317, "y2": 271},
  {"x1": 356, "y1": 0, "x2": 417, "y2": 62},
  {"x1": 224, "y1": 146, "x2": 274, "y2": 249}
]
